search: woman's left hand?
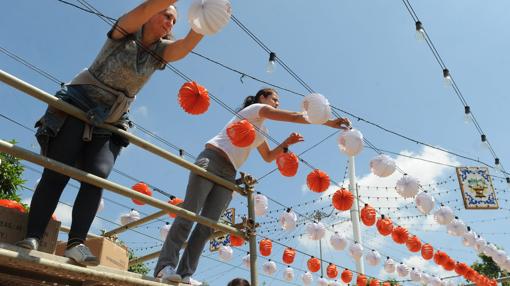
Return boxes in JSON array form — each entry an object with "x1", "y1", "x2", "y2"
[
  {"x1": 325, "y1": 117, "x2": 351, "y2": 130},
  {"x1": 284, "y1": 132, "x2": 305, "y2": 147}
]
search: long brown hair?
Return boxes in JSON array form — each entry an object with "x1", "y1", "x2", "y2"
[{"x1": 239, "y1": 88, "x2": 276, "y2": 110}]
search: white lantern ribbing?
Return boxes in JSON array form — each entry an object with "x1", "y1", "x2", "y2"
[
  {"x1": 301, "y1": 271, "x2": 313, "y2": 286},
  {"x1": 301, "y1": 93, "x2": 332, "y2": 124},
  {"x1": 254, "y1": 194, "x2": 268, "y2": 216},
  {"x1": 120, "y1": 209, "x2": 141, "y2": 225},
  {"x1": 395, "y1": 175, "x2": 420, "y2": 198},
  {"x1": 410, "y1": 269, "x2": 422, "y2": 282},
  {"x1": 365, "y1": 250, "x2": 381, "y2": 266},
  {"x1": 279, "y1": 210, "x2": 297, "y2": 231},
  {"x1": 188, "y1": 0, "x2": 232, "y2": 35},
  {"x1": 317, "y1": 277, "x2": 329, "y2": 286},
  {"x1": 262, "y1": 260, "x2": 277, "y2": 275},
  {"x1": 433, "y1": 205, "x2": 454, "y2": 225},
  {"x1": 415, "y1": 191, "x2": 435, "y2": 214},
  {"x1": 160, "y1": 222, "x2": 171, "y2": 241},
  {"x1": 370, "y1": 154, "x2": 396, "y2": 177},
  {"x1": 218, "y1": 245, "x2": 233, "y2": 261},
  {"x1": 447, "y1": 218, "x2": 467, "y2": 236},
  {"x1": 462, "y1": 231, "x2": 477, "y2": 247},
  {"x1": 384, "y1": 257, "x2": 396, "y2": 273},
  {"x1": 338, "y1": 129, "x2": 364, "y2": 156},
  {"x1": 396, "y1": 263, "x2": 410, "y2": 277},
  {"x1": 305, "y1": 222, "x2": 326, "y2": 241},
  {"x1": 283, "y1": 267, "x2": 294, "y2": 281},
  {"x1": 330, "y1": 232, "x2": 348, "y2": 251},
  {"x1": 348, "y1": 242, "x2": 363, "y2": 261}
]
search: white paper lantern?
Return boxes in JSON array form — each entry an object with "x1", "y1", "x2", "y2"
[
  {"x1": 462, "y1": 231, "x2": 477, "y2": 247},
  {"x1": 330, "y1": 232, "x2": 348, "y2": 251},
  {"x1": 279, "y1": 210, "x2": 297, "y2": 231},
  {"x1": 301, "y1": 93, "x2": 332, "y2": 124},
  {"x1": 494, "y1": 250, "x2": 507, "y2": 265},
  {"x1": 447, "y1": 218, "x2": 467, "y2": 236},
  {"x1": 430, "y1": 276, "x2": 442, "y2": 286},
  {"x1": 348, "y1": 242, "x2": 363, "y2": 261},
  {"x1": 218, "y1": 245, "x2": 233, "y2": 261},
  {"x1": 370, "y1": 154, "x2": 396, "y2": 177},
  {"x1": 97, "y1": 198, "x2": 105, "y2": 213},
  {"x1": 502, "y1": 258, "x2": 510, "y2": 272},
  {"x1": 160, "y1": 222, "x2": 171, "y2": 241},
  {"x1": 330, "y1": 281, "x2": 342, "y2": 286},
  {"x1": 475, "y1": 237, "x2": 487, "y2": 253},
  {"x1": 410, "y1": 269, "x2": 422, "y2": 282},
  {"x1": 283, "y1": 267, "x2": 294, "y2": 281},
  {"x1": 365, "y1": 250, "x2": 381, "y2": 266},
  {"x1": 395, "y1": 175, "x2": 420, "y2": 198},
  {"x1": 415, "y1": 191, "x2": 435, "y2": 214},
  {"x1": 396, "y1": 263, "x2": 410, "y2": 277},
  {"x1": 188, "y1": 0, "x2": 232, "y2": 35},
  {"x1": 483, "y1": 243, "x2": 498, "y2": 258},
  {"x1": 317, "y1": 277, "x2": 329, "y2": 286},
  {"x1": 301, "y1": 271, "x2": 313, "y2": 286},
  {"x1": 254, "y1": 194, "x2": 268, "y2": 216},
  {"x1": 433, "y1": 205, "x2": 454, "y2": 225},
  {"x1": 338, "y1": 129, "x2": 364, "y2": 156},
  {"x1": 120, "y1": 209, "x2": 141, "y2": 225},
  {"x1": 242, "y1": 253, "x2": 250, "y2": 268},
  {"x1": 305, "y1": 222, "x2": 326, "y2": 241},
  {"x1": 420, "y1": 273, "x2": 431, "y2": 285},
  {"x1": 262, "y1": 260, "x2": 277, "y2": 275},
  {"x1": 384, "y1": 257, "x2": 396, "y2": 273}
]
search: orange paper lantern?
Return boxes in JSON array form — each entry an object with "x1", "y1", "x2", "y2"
[
  {"x1": 455, "y1": 262, "x2": 469, "y2": 276},
  {"x1": 259, "y1": 239, "x2": 272, "y2": 256},
  {"x1": 391, "y1": 226, "x2": 409, "y2": 244},
  {"x1": 406, "y1": 235, "x2": 422, "y2": 253},
  {"x1": 443, "y1": 258, "x2": 456, "y2": 271},
  {"x1": 370, "y1": 279, "x2": 380, "y2": 286},
  {"x1": 382, "y1": 282, "x2": 391, "y2": 286},
  {"x1": 167, "y1": 197, "x2": 184, "y2": 218},
  {"x1": 376, "y1": 215, "x2": 393, "y2": 236},
  {"x1": 282, "y1": 247, "x2": 296, "y2": 265},
  {"x1": 360, "y1": 204, "x2": 376, "y2": 226},
  {"x1": 357, "y1": 274, "x2": 368, "y2": 286},
  {"x1": 0, "y1": 199, "x2": 25, "y2": 213},
  {"x1": 178, "y1": 81, "x2": 210, "y2": 115},
  {"x1": 276, "y1": 152, "x2": 299, "y2": 177},
  {"x1": 307, "y1": 257, "x2": 321, "y2": 273},
  {"x1": 433, "y1": 250, "x2": 449, "y2": 266},
  {"x1": 230, "y1": 234, "x2": 245, "y2": 247},
  {"x1": 226, "y1": 119, "x2": 256, "y2": 147},
  {"x1": 326, "y1": 263, "x2": 338, "y2": 278},
  {"x1": 421, "y1": 243, "x2": 434, "y2": 260},
  {"x1": 306, "y1": 169, "x2": 330, "y2": 193},
  {"x1": 131, "y1": 182, "x2": 152, "y2": 205},
  {"x1": 341, "y1": 269, "x2": 353, "y2": 283},
  {"x1": 332, "y1": 188, "x2": 354, "y2": 211}
]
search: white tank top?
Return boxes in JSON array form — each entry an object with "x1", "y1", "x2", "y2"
[{"x1": 207, "y1": 104, "x2": 269, "y2": 170}]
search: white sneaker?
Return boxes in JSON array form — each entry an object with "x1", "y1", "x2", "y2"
[
  {"x1": 16, "y1": 237, "x2": 40, "y2": 250},
  {"x1": 158, "y1": 265, "x2": 182, "y2": 283},
  {"x1": 182, "y1": 276, "x2": 202, "y2": 286},
  {"x1": 64, "y1": 244, "x2": 99, "y2": 266}
]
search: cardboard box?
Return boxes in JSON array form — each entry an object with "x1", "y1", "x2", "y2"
[
  {"x1": 56, "y1": 237, "x2": 129, "y2": 271},
  {"x1": 0, "y1": 205, "x2": 61, "y2": 253}
]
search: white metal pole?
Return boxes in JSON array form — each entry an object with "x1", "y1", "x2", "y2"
[{"x1": 348, "y1": 156, "x2": 365, "y2": 274}]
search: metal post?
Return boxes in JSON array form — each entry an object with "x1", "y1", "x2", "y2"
[
  {"x1": 243, "y1": 174, "x2": 258, "y2": 286},
  {"x1": 348, "y1": 156, "x2": 365, "y2": 274}
]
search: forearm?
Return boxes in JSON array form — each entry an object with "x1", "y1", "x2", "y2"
[
  {"x1": 266, "y1": 142, "x2": 290, "y2": 162},
  {"x1": 164, "y1": 30, "x2": 204, "y2": 62}
]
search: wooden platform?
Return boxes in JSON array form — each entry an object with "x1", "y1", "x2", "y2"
[{"x1": 0, "y1": 243, "x2": 187, "y2": 286}]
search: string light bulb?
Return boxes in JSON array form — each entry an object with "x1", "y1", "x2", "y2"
[
  {"x1": 495, "y1": 158, "x2": 501, "y2": 170},
  {"x1": 443, "y1": 68, "x2": 452, "y2": 86},
  {"x1": 480, "y1": 134, "x2": 488, "y2": 149},
  {"x1": 463, "y1": 105, "x2": 472, "y2": 124},
  {"x1": 267, "y1": 52, "x2": 276, "y2": 73},
  {"x1": 415, "y1": 21, "x2": 425, "y2": 41}
]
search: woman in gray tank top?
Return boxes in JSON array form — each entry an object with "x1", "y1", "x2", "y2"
[{"x1": 16, "y1": 0, "x2": 206, "y2": 266}]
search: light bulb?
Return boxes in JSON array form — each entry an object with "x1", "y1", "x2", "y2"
[
  {"x1": 463, "y1": 106, "x2": 472, "y2": 124},
  {"x1": 443, "y1": 69, "x2": 452, "y2": 86},
  {"x1": 480, "y1": 134, "x2": 488, "y2": 149},
  {"x1": 266, "y1": 52, "x2": 276, "y2": 73},
  {"x1": 415, "y1": 21, "x2": 425, "y2": 41},
  {"x1": 495, "y1": 158, "x2": 502, "y2": 171}
]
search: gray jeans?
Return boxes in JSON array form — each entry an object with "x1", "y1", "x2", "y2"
[{"x1": 154, "y1": 148, "x2": 236, "y2": 278}]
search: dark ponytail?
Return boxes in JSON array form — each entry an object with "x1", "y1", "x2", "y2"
[
  {"x1": 227, "y1": 278, "x2": 250, "y2": 286},
  {"x1": 239, "y1": 88, "x2": 277, "y2": 111}
]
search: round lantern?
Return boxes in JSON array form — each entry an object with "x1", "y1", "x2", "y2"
[
  {"x1": 366, "y1": 249, "x2": 381, "y2": 266},
  {"x1": 279, "y1": 209, "x2": 297, "y2": 231},
  {"x1": 421, "y1": 273, "x2": 431, "y2": 285},
  {"x1": 301, "y1": 93, "x2": 332, "y2": 124},
  {"x1": 254, "y1": 194, "x2": 268, "y2": 216},
  {"x1": 0, "y1": 199, "x2": 25, "y2": 213},
  {"x1": 415, "y1": 191, "x2": 435, "y2": 214},
  {"x1": 421, "y1": 243, "x2": 434, "y2": 260},
  {"x1": 443, "y1": 258, "x2": 455, "y2": 271},
  {"x1": 494, "y1": 250, "x2": 507, "y2": 265},
  {"x1": 276, "y1": 152, "x2": 299, "y2": 177},
  {"x1": 178, "y1": 81, "x2": 210, "y2": 115},
  {"x1": 131, "y1": 182, "x2": 152, "y2": 205},
  {"x1": 259, "y1": 238, "x2": 272, "y2": 256},
  {"x1": 376, "y1": 215, "x2": 393, "y2": 236},
  {"x1": 317, "y1": 277, "x2": 329, "y2": 286},
  {"x1": 307, "y1": 256, "x2": 321, "y2": 273},
  {"x1": 462, "y1": 230, "x2": 477, "y2": 247},
  {"x1": 188, "y1": 0, "x2": 232, "y2": 35},
  {"x1": 332, "y1": 188, "x2": 354, "y2": 211},
  {"x1": 301, "y1": 272, "x2": 313, "y2": 286},
  {"x1": 360, "y1": 204, "x2": 376, "y2": 226},
  {"x1": 262, "y1": 260, "x2": 277, "y2": 275},
  {"x1": 396, "y1": 263, "x2": 410, "y2": 277},
  {"x1": 229, "y1": 234, "x2": 244, "y2": 247},
  {"x1": 330, "y1": 232, "x2": 348, "y2": 251},
  {"x1": 370, "y1": 154, "x2": 396, "y2": 177},
  {"x1": 384, "y1": 257, "x2": 396, "y2": 273},
  {"x1": 356, "y1": 274, "x2": 368, "y2": 286},
  {"x1": 430, "y1": 276, "x2": 442, "y2": 286},
  {"x1": 395, "y1": 175, "x2": 420, "y2": 199},
  {"x1": 338, "y1": 129, "x2": 364, "y2": 156},
  {"x1": 410, "y1": 268, "x2": 422, "y2": 282},
  {"x1": 330, "y1": 280, "x2": 342, "y2": 286},
  {"x1": 475, "y1": 236, "x2": 487, "y2": 253},
  {"x1": 433, "y1": 250, "x2": 449, "y2": 266},
  {"x1": 242, "y1": 253, "x2": 250, "y2": 268},
  {"x1": 483, "y1": 243, "x2": 497, "y2": 258},
  {"x1": 369, "y1": 279, "x2": 380, "y2": 286},
  {"x1": 282, "y1": 247, "x2": 296, "y2": 265},
  {"x1": 226, "y1": 119, "x2": 255, "y2": 147},
  {"x1": 306, "y1": 169, "x2": 330, "y2": 193},
  {"x1": 391, "y1": 226, "x2": 409, "y2": 244},
  {"x1": 327, "y1": 263, "x2": 338, "y2": 278},
  {"x1": 160, "y1": 222, "x2": 171, "y2": 241},
  {"x1": 406, "y1": 235, "x2": 422, "y2": 253},
  {"x1": 433, "y1": 205, "x2": 454, "y2": 225},
  {"x1": 341, "y1": 269, "x2": 353, "y2": 283},
  {"x1": 305, "y1": 222, "x2": 326, "y2": 240},
  {"x1": 120, "y1": 209, "x2": 141, "y2": 225},
  {"x1": 349, "y1": 242, "x2": 364, "y2": 261},
  {"x1": 283, "y1": 267, "x2": 294, "y2": 281},
  {"x1": 218, "y1": 245, "x2": 233, "y2": 261},
  {"x1": 455, "y1": 262, "x2": 469, "y2": 276},
  {"x1": 167, "y1": 196, "x2": 184, "y2": 218},
  {"x1": 382, "y1": 282, "x2": 391, "y2": 286},
  {"x1": 446, "y1": 217, "x2": 467, "y2": 236}
]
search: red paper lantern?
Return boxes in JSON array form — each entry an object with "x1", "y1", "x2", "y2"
[
  {"x1": 443, "y1": 258, "x2": 456, "y2": 271},
  {"x1": 360, "y1": 204, "x2": 376, "y2": 226},
  {"x1": 306, "y1": 169, "x2": 330, "y2": 193},
  {"x1": 406, "y1": 235, "x2": 422, "y2": 253},
  {"x1": 332, "y1": 188, "x2": 354, "y2": 211},
  {"x1": 357, "y1": 274, "x2": 368, "y2": 286},
  {"x1": 167, "y1": 197, "x2": 184, "y2": 218},
  {"x1": 391, "y1": 226, "x2": 409, "y2": 244},
  {"x1": 307, "y1": 257, "x2": 321, "y2": 273},
  {"x1": 455, "y1": 262, "x2": 469, "y2": 276},
  {"x1": 0, "y1": 199, "x2": 25, "y2": 213},
  {"x1": 282, "y1": 247, "x2": 296, "y2": 265},
  {"x1": 341, "y1": 269, "x2": 353, "y2": 283},
  {"x1": 370, "y1": 279, "x2": 380, "y2": 286},
  {"x1": 230, "y1": 234, "x2": 244, "y2": 247},
  {"x1": 178, "y1": 81, "x2": 210, "y2": 115},
  {"x1": 382, "y1": 282, "x2": 391, "y2": 286},
  {"x1": 226, "y1": 119, "x2": 256, "y2": 147},
  {"x1": 376, "y1": 215, "x2": 393, "y2": 236},
  {"x1": 421, "y1": 243, "x2": 434, "y2": 260},
  {"x1": 259, "y1": 239, "x2": 272, "y2": 256},
  {"x1": 326, "y1": 263, "x2": 338, "y2": 278},
  {"x1": 276, "y1": 152, "x2": 299, "y2": 177},
  {"x1": 433, "y1": 250, "x2": 449, "y2": 266},
  {"x1": 131, "y1": 182, "x2": 152, "y2": 205}
]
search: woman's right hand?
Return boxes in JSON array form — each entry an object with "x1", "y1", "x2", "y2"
[{"x1": 284, "y1": 132, "x2": 304, "y2": 147}]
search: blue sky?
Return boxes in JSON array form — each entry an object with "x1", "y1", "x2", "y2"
[{"x1": 2, "y1": 0, "x2": 510, "y2": 285}]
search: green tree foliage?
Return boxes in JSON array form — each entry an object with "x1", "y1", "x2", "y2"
[
  {"x1": 127, "y1": 249, "x2": 150, "y2": 275},
  {"x1": 0, "y1": 141, "x2": 27, "y2": 203},
  {"x1": 471, "y1": 253, "x2": 509, "y2": 285}
]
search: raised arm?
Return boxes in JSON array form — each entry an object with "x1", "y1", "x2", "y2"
[
  {"x1": 257, "y1": 133, "x2": 304, "y2": 163},
  {"x1": 162, "y1": 30, "x2": 204, "y2": 62},
  {"x1": 259, "y1": 105, "x2": 351, "y2": 129}
]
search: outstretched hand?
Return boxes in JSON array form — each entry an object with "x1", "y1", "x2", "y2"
[
  {"x1": 325, "y1": 117, "x2": 351, "y2": 130},
  {"x1": 284, "y1": 132, "x2": 304, "y2": 147}
]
